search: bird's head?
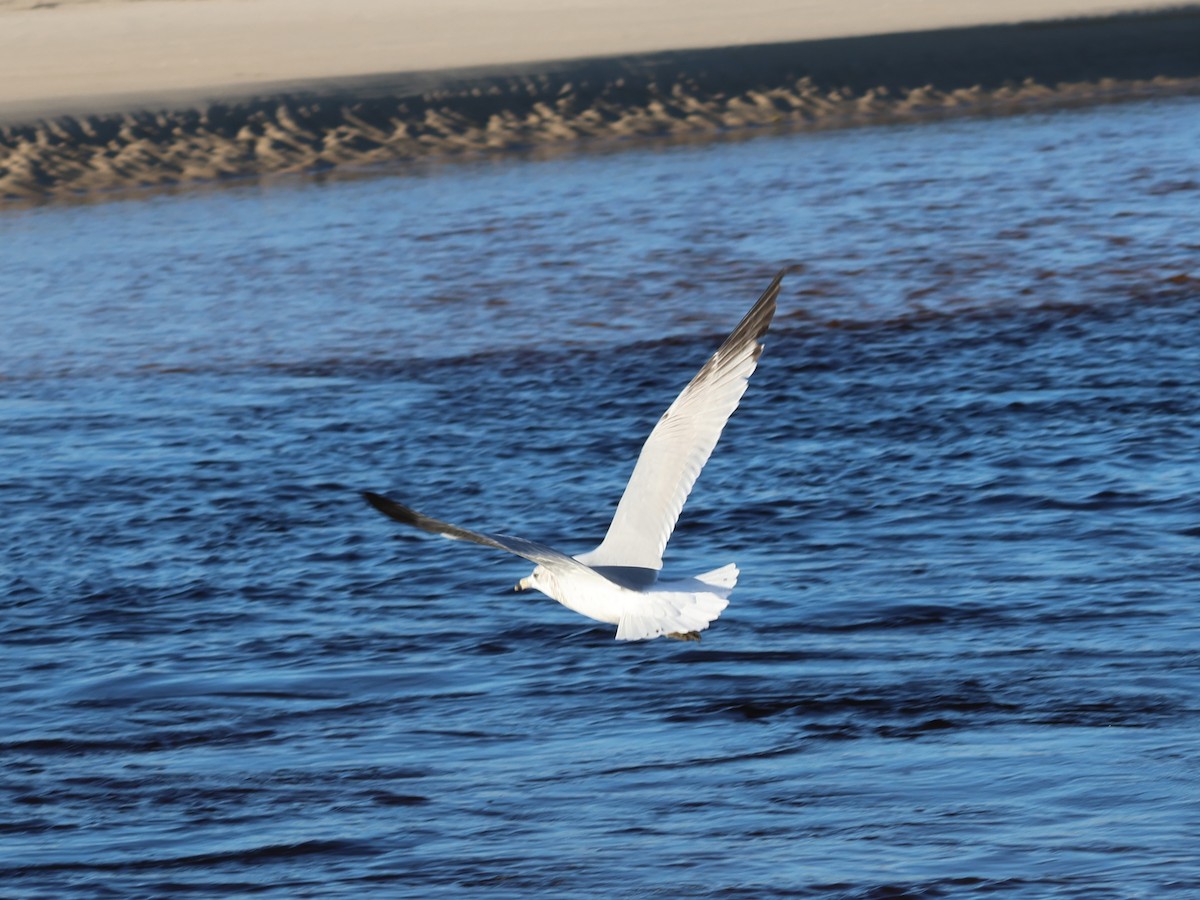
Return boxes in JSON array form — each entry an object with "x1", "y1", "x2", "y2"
[{"x1": 514, "y1": 565, "x2": 546, "y2": 593}]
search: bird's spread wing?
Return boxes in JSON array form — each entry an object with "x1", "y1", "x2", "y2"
[
  {"x1": 362, "y1": 491, "x2": 595, "y2": 577},
  {"x1": 575, "y1": 267, "x2": 798, "y2": 574}
]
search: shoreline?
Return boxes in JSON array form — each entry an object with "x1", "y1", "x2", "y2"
[{"x1": 4, "y1": 8, "x2": 1200, "y2": 205}]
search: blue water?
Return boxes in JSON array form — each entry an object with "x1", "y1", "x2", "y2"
[{"x1": 2, "y1": 98, "x2": 1199, "y2": 898}]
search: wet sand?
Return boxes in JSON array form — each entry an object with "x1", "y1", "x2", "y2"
[{"x1": 3, "y1": 8, "x2": 1199, "y2": 203}]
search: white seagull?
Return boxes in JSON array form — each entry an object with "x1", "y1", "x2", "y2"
[{"x1": 364, "y1": 267, "x2": 799, "y2": 640}]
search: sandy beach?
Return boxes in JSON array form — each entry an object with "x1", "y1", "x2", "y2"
[{"x1": 2, "y1": 1, "x2": 1199, "y2": 202}]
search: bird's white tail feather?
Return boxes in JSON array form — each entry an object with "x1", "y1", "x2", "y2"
[
  {"x1": 614, "y1": 564, "x2": 738, "y2": 641},
  {"x1": 695, "y1": 563, "x2": 739, "y2": 590}
]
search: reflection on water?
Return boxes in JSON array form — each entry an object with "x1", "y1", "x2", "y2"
[{"x1": 2, "y1": 97, "x2": 1199, "y2": 897}]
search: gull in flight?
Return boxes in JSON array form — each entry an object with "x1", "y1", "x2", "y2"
[{"x1": 364, "y1": 267, "x2": 799, "y2": 640}]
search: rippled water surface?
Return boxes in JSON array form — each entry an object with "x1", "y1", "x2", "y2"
[{"x1": 3, "y1": 98, "x2": 1199, "y2": 898}]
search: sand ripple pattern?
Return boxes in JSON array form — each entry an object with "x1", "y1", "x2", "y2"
[{"x1": 3, "y1": 9, "x2": 1200, "y2": 202}]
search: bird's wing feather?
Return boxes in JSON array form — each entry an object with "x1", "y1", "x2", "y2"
[
  {"x1": 362, "y1": 491, "x2": 595, "y2": 577},
  {"x1": 615, "y1": 588, "x2": 731, "y2": 641},
  {"x1": 576, "y1": 267, "x2": 796, "y2": 573}
]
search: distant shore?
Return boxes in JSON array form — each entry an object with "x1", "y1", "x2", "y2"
[{"x1": 3, "y1": 8, "x2": 1200, "y2": 204}]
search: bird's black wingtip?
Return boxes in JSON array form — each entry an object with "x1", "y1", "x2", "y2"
[
  {"x1": 361, "y1": 491, "x2": 421, "y2": 526},
  {"x1": 765, "y1": 263, "x2": 806, "y2": 296}
]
